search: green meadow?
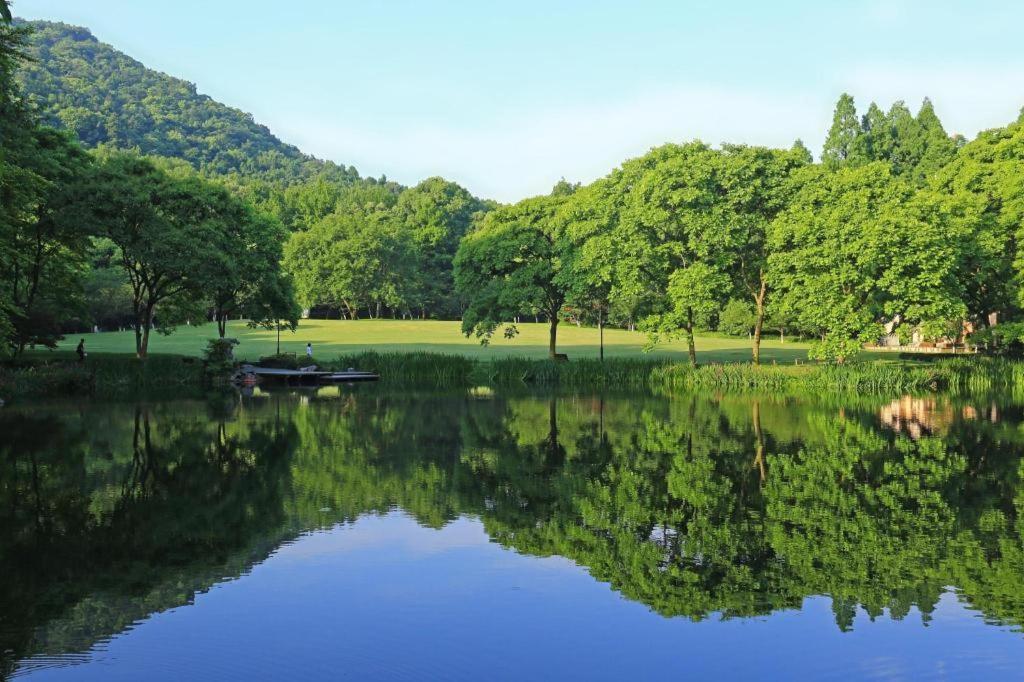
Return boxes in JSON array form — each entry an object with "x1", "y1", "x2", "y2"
[{"x1": 55, "y1": 320, "x2": 822, "y2": 364}]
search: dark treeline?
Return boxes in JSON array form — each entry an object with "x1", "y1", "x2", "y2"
[{"x1": 7, "y1": 12, "x2": 1024, "y2": 363}]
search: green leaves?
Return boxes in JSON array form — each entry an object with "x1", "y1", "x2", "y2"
[
  {"x1": 454, "y1": 192, "x2": 571, "y2": 355},
  {"x1": 768, "y1": 163, "x2": 967, "y2": 360}
]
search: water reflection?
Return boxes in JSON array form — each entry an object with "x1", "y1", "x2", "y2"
[{"x1": 2, "y1": 389, "x2": 1024, "y2": 677}]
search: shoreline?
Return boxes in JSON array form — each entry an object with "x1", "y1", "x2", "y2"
[{"x1": 1, "y1": 351, "x2": 1018, "y2": 402}]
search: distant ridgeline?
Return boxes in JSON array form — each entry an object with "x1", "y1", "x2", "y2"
[{"x1": 14, "y1": 19, "x2": 359, "y2": 186}]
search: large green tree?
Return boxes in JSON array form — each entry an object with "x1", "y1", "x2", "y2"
[
  {"x1": 395, "y1": 177, "x2": 486, "y2": 318},
  {"x1": 712, "y1": 144, "x2": 807, "y2": 363},
  {"x1": 768, "y1": 163, "x2": 967, "y2": 360},
  {"x1": 612, "y1": 143, "x2": 738, "y2": 366},
  {"x1": 0, "y1": 8, "x2": 94, "y2": 356},
  {"x1": 188, "y1": 186, "x2": 295, "y2": 338},
  {"x1": 284, "y1": 209, "x2": 413, "y2": 320},
  {"x1": 82, "y1": 154, "x2": 229, "y2": 356},
  {"x1": 454, "y1": 190, "x2": 572, "y2": 358},
  {"x1": 926, "y1": 113, "x2": 1024, "y2": 328}
]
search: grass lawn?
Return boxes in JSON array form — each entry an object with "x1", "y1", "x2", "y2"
[{"x1": 52, "y1": 319, "x2": 823, "y2": 363}]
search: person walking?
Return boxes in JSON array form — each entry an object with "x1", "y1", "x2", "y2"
[
  {"x1": 306, "y1": 342, "x2": 314, "y2": 359},
  {"x1": 76, "y1": 338, "x2": 86, "y2": 362}
]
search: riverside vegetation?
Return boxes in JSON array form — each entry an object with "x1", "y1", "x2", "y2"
[{"x1": 4, "y1": 347, "x2": 1024, "y2": 399}]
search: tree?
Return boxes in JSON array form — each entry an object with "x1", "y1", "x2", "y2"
[
  {"x1": 716, "y1": 145, "x2": 807, "y2": 363},
  {"x1": 82, "y1": 154, "x2": 226, "y2": 357},
  {"x1": 859, "y1": 98, "x2": 957, "y2": 184},
  {"x1": 245, "y1": 272, "x2": 301, "y2": 352},
  {"x1": 769, "y1": 163, "x2": 967, "y2": 361},
  {"x1": 646, "y1": 263, "x2": 731, "y2": 365},
  {"x1": 454, "y1": 190, "x2": 571, "y2": 358},
  {"x1": 612, "y1": 143, "x2": 739, "y2": 365},
  {"x1": 558, "y1": 178, "x2": 623, "y2": 361},
  {"x1": 191, "y1": 189, "x2": 294, "y2": 338},
  {"x1": 0, "y1": 10, "x2": 95, "y2": 356},
  {"x1": 927, "y1": 113, "x2": 1024, "y2": 327},
  {"x1": 1, "y1": 115, "x2": 92, "y2": 356},
  {"x1": 822, "y1": 93, "x2": 869, "y2": 168},
  {"x1": 913, "y1": 98, "x2": 958, "y2": 183},
  {"x1": 395, "y1": 177, "x2": 485, "y2": 318},
  {"x1": 862, "y1": 102, "x2": 893, "y2": 163},
  {"x1": 284, "y1": 209, "x2": 413, "y2": 320}
]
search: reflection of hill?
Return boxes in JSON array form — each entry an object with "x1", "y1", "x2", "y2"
[{"x1": 3, "y1": 388, "x2": 1024, "y2": 674}]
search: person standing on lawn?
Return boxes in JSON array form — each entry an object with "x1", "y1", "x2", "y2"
[
  {"x1": 76, "y1": 339, "x2": 86, "y2": 362},
  {"x1": 306, "y1": 343, "x2": 313, "y2": 359}
]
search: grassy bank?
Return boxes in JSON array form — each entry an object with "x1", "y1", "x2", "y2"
[
  {"x1": 4, "y1": 349, "x2": 1012, "y2": 401},
  {"x1": 253, "y1": 351, "x2": 1024, "y2": 395},
  {"x1": 0, "y1": 353, "x2": 204, "y2": 399}
]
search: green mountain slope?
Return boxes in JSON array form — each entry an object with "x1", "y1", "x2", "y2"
[{"x1": 14, "y1": 19, "x2": 358, "y2": 185}]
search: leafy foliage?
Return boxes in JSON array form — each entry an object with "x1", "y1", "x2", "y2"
[
  {"x1": 769, "y1": 163, "x2": 966, "y2": 360},
  {"x1": 454, "y1": 188, "x2": 572, "y2": 357}
]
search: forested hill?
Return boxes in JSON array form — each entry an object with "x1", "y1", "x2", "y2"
[{"x1": 13, "y1": 19, "x2": 359, "y2": 185}]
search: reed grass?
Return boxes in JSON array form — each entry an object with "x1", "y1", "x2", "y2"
[
  {"x1": 0, "y1": 353, "x2": 205, "y2": 399},
  {"x1": 331, "y1": 351, "x2": 476, "y2": 388},
  {"x1": 7, "y1": 350, "x2": 1024, "y2": 399}
]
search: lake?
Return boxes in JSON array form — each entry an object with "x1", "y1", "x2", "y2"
[{"x1": 3, "y1": 386, "x2": 1024, "y2": 680}]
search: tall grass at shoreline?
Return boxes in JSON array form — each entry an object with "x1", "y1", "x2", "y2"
[
  {"x1": 0, "y1": 353, "x2": 204, "y2": 398},
  {"x1": 4, "y1": 351, "x2": 1024, "y2": 399},
  {"x1": 326, "y1": 352, "x2": 1020, "y2": 395}
]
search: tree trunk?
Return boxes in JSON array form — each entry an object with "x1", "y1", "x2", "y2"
[
  {"x1": 548, "y1": 316, "x2": 559, "y2": 358},
  {"x1": 140, "y1": 324, "x2": 152, "y2": 359},
  {"x1": 752, "y1": 278, "x2": 767, "y2": 365},
  {"x1": 598, "y1": 311, "x2": 604, "y2": 362},
  {"x1": 133, "y1": 302, "x2": 146, "y2": 357},
  {"x1": 138, "y1": 303, "x2": 155, "y2": 358},
  {"x1": 217, "y1": 312, "x2": 227, "y2": 338},
  {"x1": 686, "y1": 306, "x2": 697, "y2": 368}
]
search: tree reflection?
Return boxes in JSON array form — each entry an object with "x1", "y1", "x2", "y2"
[
  {"x1": 4, "y1": 389, "x2": 1024, "y2": 675},
  {"x1": 0, "y1": 401, "x2": 298, "y2": 676}
]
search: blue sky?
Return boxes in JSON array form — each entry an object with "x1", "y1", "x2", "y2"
[{"x1": 16, "y1": 0, "x2": 1024, "y2": 201}]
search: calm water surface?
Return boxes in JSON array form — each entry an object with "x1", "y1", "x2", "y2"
[{"x1": 3, "y1": 387, "x2": 1024, "y2": 680}]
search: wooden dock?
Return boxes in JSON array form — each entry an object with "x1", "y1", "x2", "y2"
[{"x1": 236, "y1": 365, "x2": 380, "y2": 384}]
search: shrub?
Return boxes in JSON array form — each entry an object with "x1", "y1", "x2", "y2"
[
  {"x1": 203, "y1": 338, "x2": 239, "y2": 377},
  {"x1": 718, "y1": 299, "x2": 756, "y2": 336}
]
